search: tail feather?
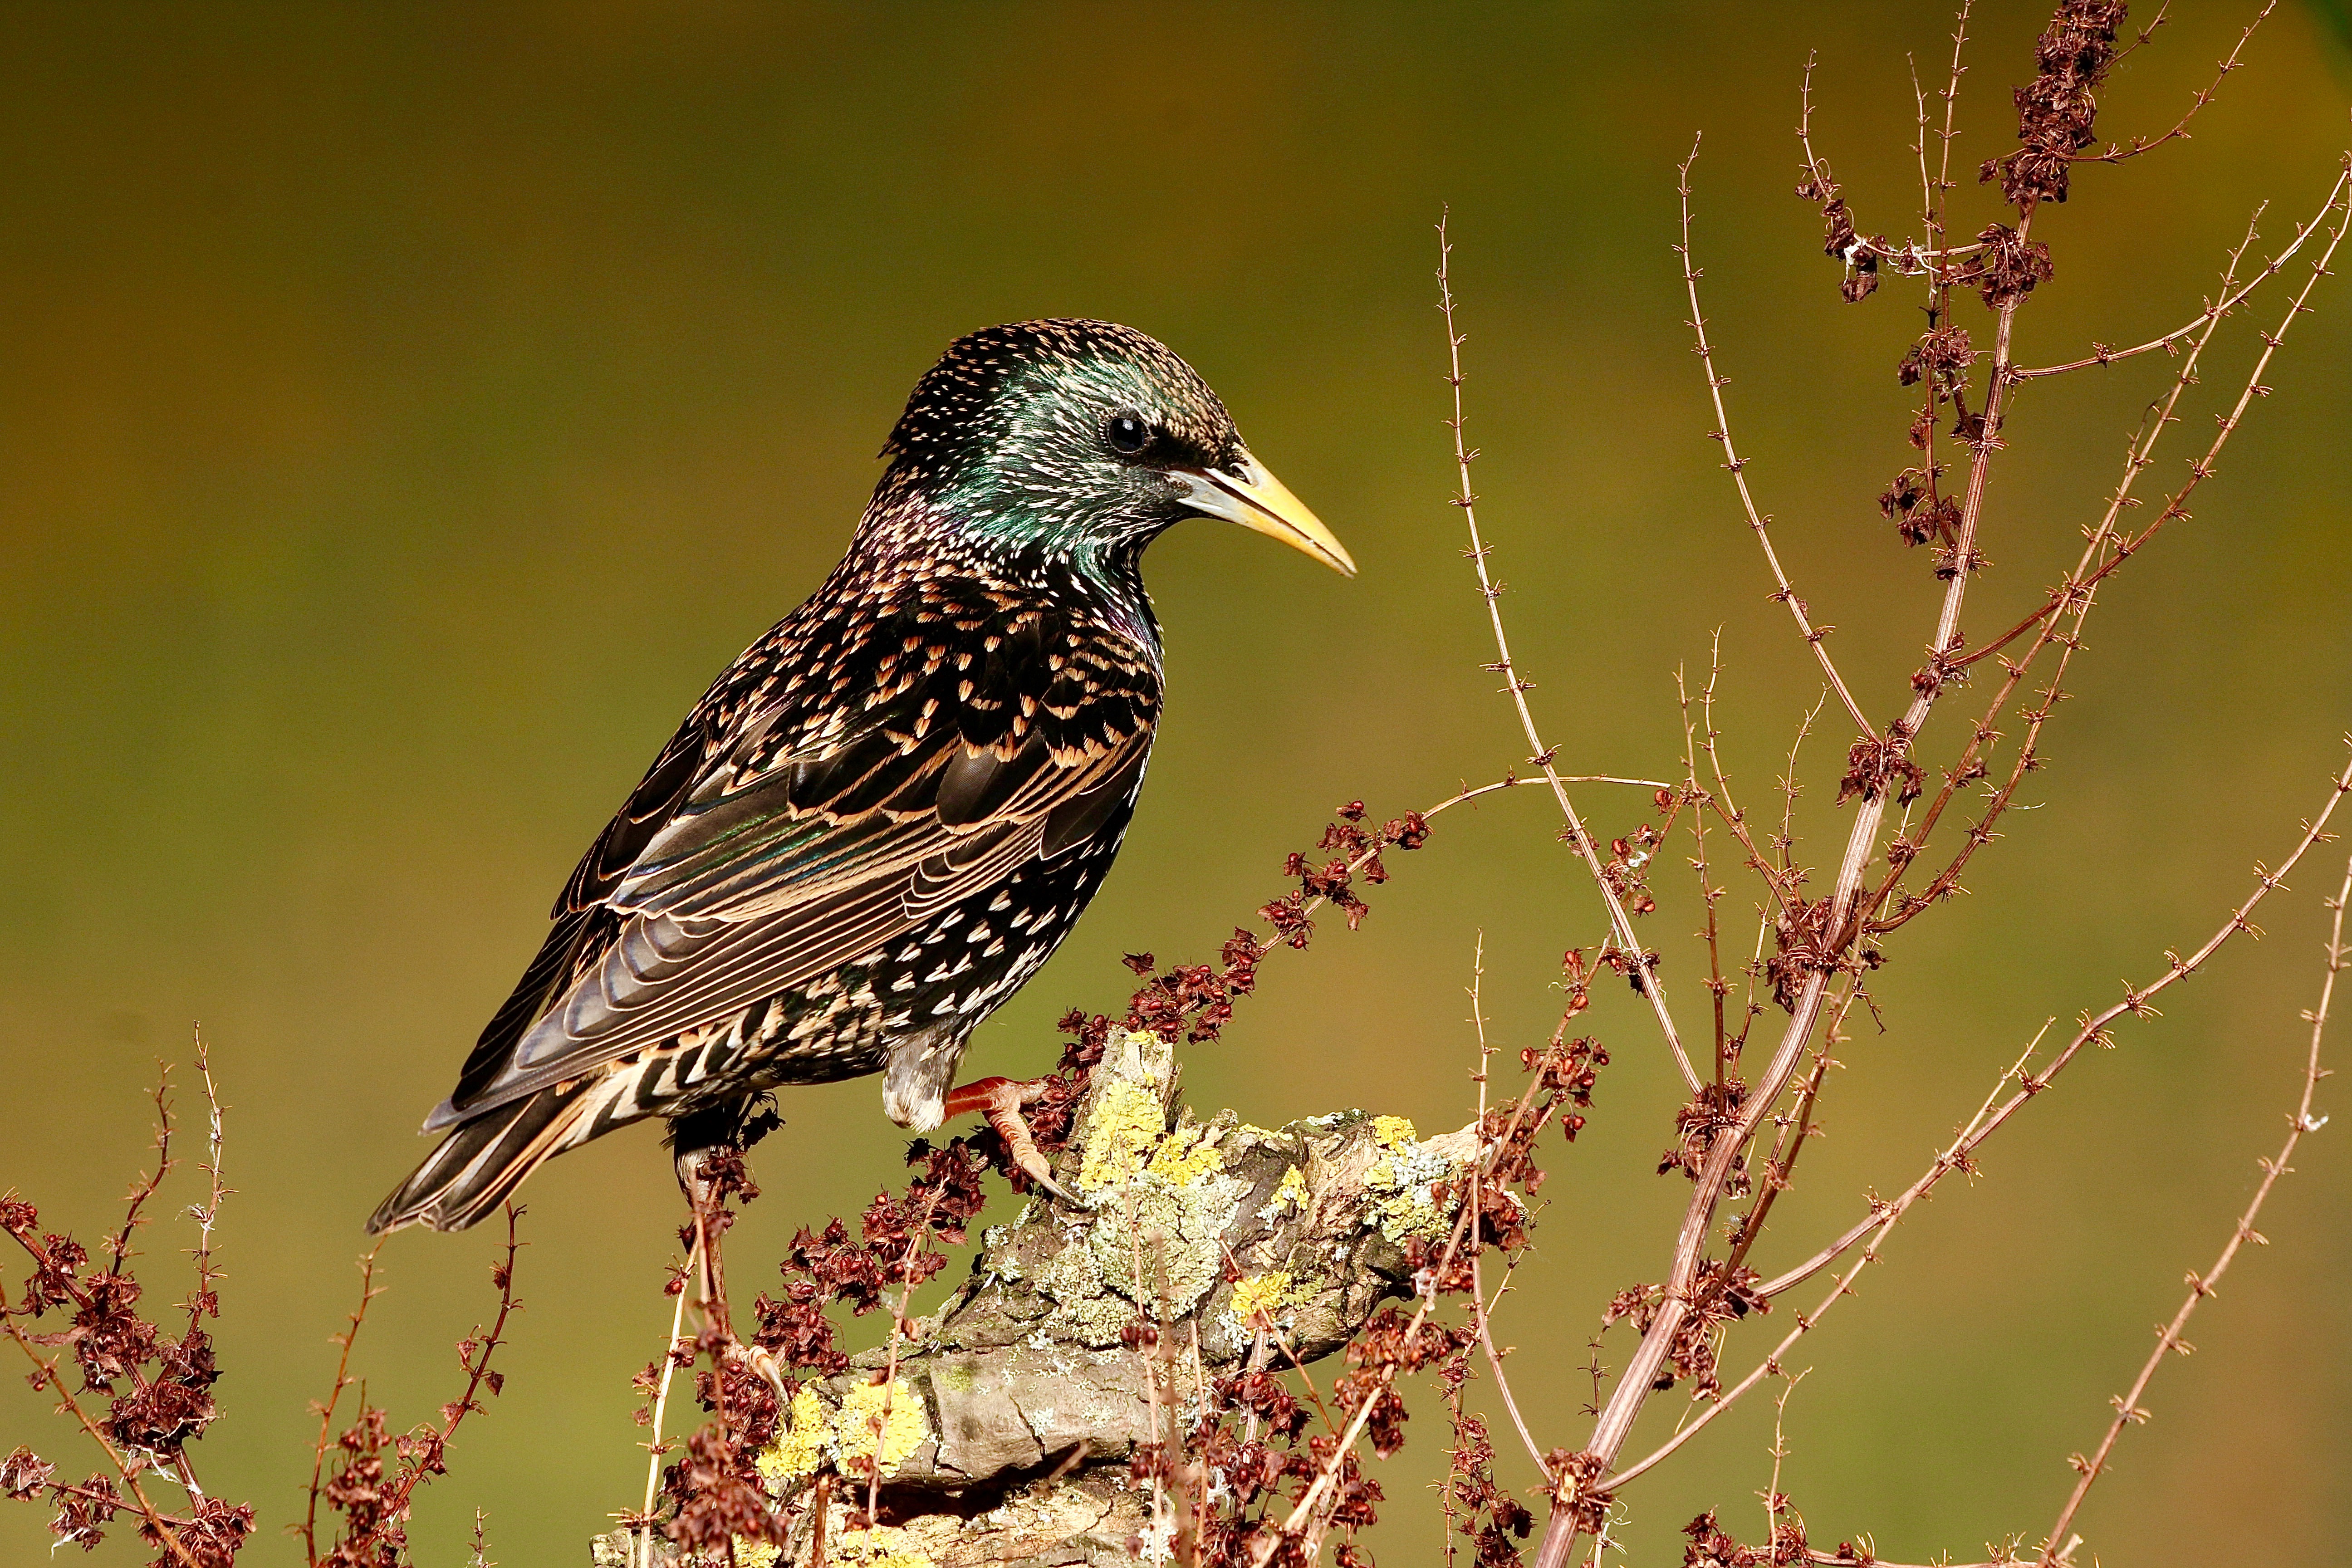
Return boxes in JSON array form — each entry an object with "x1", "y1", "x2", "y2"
[{"x1": 368, "y1": 1080, "x2": 608, "y2": 1234}]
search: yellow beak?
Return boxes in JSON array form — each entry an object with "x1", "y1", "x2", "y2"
[{"x1": 1175, "y1": 450, "x2": 1356, "y2": 577}]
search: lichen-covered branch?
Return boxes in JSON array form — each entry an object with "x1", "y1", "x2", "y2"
[{"x1": 593, "y1": 1030, "x2": 1475, "y2": 1567}]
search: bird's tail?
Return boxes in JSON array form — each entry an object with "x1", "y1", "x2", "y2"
[{"x1": 367, "y1": 1080, "x2": 608, "y2": 1234}]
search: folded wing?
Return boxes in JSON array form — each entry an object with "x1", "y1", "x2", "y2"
[{"x1": 434, "y1": 605, "x2": 1154, "y2": 1126}]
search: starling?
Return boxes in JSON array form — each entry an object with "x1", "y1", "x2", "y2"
[{"x1": 369, "y1": 319, "x2": 1351, "y2": 1234}]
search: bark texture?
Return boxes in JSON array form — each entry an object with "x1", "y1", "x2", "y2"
[{"x1": 593, "y1": 1029, "x2": 1472, "y2": 1566}]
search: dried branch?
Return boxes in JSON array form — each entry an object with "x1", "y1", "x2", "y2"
[
  {"x1": 1438, "y1": 208, "x2": 1703, "y2": 1095},
  {"x1": 1960, "y1": 163, "x2": 2352, "y2": 676},
  {"x1": 301, "y1": 1249, "x2": 382, "y2": 1565},
  {"x1": 2011, "y1": 163, "x2": 2343, "y2": 381},
  {"x1": 2035, "y1": 847, "x2": 2351, "y2": 1561},
  {"x1": 1599, "y1": 744, "x2": 2352, "y2": 1492},
  {"x1": 2066, "y1": 1, "x2": 2273, "y2": 167},
  {"x1": 1463, "y1": 934, "x2": 1545, "y2": 1472},
  {"x1": 1678, "y1": 136, "x2": 1873, "y2": 739},
  {"x1": 1552, "y1": 167, "x2": 2031, "y2": 1568}
]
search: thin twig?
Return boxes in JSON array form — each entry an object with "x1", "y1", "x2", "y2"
[
  {"x1": 634, "y1": 1236, "x2": 696, "y2": 1568},
  {"x1": 1606, "y1": 745, "x2": 2352, "y2": 1485},
  {"x1": 1679, "y1": 137, "x2": 1872, "y2": 740},
  {"x1": 304, "y1": 1248, "x2": 384, "y2": 1564},
  {"x1": 1464, "y1": 934, "x2": 1544, "y2": 1470},
  {"x1": 2066, "y1": 2, "x2": 2273, "y2": 167},
  {"x1": 1559, "y1": 165, "x2": 2033, "y2": 1561},
  {"x1": 182, "y1": 1029, "x2": 229, "y2": 1343},
  {"x1": 2012, "y1": 162, "x2": 2339, "y2": 381},
  {"x1": 0, "y1": 1317, "x2": 202, "y2": 1568},
  {"x1": 2036, "y1": 847, "x2": 2351, "y2": 1562},
  {"x1": 1437, "y1": 208, "x2": 1703, "y2": 1094}
]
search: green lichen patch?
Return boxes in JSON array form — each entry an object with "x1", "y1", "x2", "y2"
[
  {"x1": 760, "y1": 1385, "x2": 832, "y2": 1483},
  {"x1": 1144, "y1": 1122, "x2": 1224, "y2": 1187},
  {"x1": 1019, "y1": 1031, "x2": 1262, "y2": 1344},
  {"x1": 838, "y1": 1378, "x2": 931, "y2": 1473},
  {"x1": 1364, "y1": 1124, "x2": 1464, "y2": 1248}
]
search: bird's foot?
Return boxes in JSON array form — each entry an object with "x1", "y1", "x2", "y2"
[
  {"x1": 943, "y1": 1075, "x2": 1079, "y2": 1204},
  {"x1": 734, "y1": 1342, "x2": 789, "y2": 1404}
]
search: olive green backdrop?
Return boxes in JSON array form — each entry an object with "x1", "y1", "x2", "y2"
[{"x1": 4, "y1": 3, "x2": 2348, "y2": 1563}]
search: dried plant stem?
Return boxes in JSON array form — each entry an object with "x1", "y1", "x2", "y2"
[
  {"x1": 2012, "y1": 161, "x2": 2340, "y2": 380},
  {"x1": 634, "y1": 1238, "x2": 696, "y2": 1568},
  {"x1": 1608, "y1": 1028, "x2": 2044, "y2": 1493},
  {"x1": 2, "y1": 1073, "x2": 218, "y2": 1549},
  {"x1": 1463, "y1": 933, "x2": 1544, "y2": 1470},
  {"x1": 1778, "y1": 743, "x2": 2352, "y2": 1303},
  {"x1": 183, "y1": 1029, "x2": 229, "y2": 1343},
  {"x1": 1602, "y1": 745, "x2": 2352, "y2": 1491},
  {"x1": 1677, "y1": 136, "x2": 1872, "y2": 740},
  {"x1": 1436, "y1": 209, "x2": 1703, "y2": 1095},
  {"x1": 1692, "y1": 642, "x2": 1795, "y2": 920},
  {"x1": 1255, "y1": 1022, "x2": 1568, "y2": 1560},
  {"x1": 1958, "y1": 167, "x2": 2351, "y2": 679},
  {"x1": 1934, "y1": 5, "x2": 1973, "y2": 229},
  {"x1": 1723, "y1": 980, "x2": 1860, "y2": 1278},
  {"x1": 1764, "y1": 1371, "x2": 1804, "y2": 1546},
  {"x1": 1873, "y1": 176, "x2": 2349, "y2": 942},
  {"x1": 2035, "y1": 847, "x2": 2351, "y2": 1562},
  {"x1": 1676, "y1": 663, "x2": 1733, "y2": 1078},
  {"x1": 2068, "y1": 1, "x2": 2272, "y2": 167},
  {"x1": 1877, "y1": 195, "x2": 2268, "y2": 906},
  {"x1": 304, "y1": 1248, "x2": 384, "y2": 1563},
  {"x1": 1535, "y1": 171, "x2": 2040, "y2": 1562},
  {"x1": 1774, "y1": 694, "x2": 1827, "y2": 884},
  {"x1": 867, "y1": 1187, "x2": 944, "y2": 1523}
]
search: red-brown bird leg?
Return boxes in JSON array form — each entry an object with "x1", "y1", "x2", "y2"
[{"x1": 943, "y1": 1076, "x2": 1078, "y2": 1203}]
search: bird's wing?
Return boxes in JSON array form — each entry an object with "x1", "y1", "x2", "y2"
[{"x1": 437, "y1": 597, "x2": 1156, "y2": 1123}]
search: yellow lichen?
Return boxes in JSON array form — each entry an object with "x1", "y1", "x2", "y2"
[
  {"x1": 832, "y1": 1523, "x2": 933, "y2": 1568},
  {"x1": 730, "y1": 1541, "x2": 784, "y2": 1568},
  {"x1": 836, "y1": 1377, "x2": 930, "y2": 1474},
  {"x1": 1373, "y1": 1187, "x2": 1450, "y2": 1244},
  {"x1": 1077, "y1": 1078, "x2": 1167, "y2": 1191},
  {"x1": 1226, "y1": 1270, "x2": 1297, "y2": 1328},
  {"x1": 760, "y1": 1385, "x2": 830, "y2": 1482},
  {"x1": 1146, "y1": 1124, "x2": 1224, "y2": 1187},
  {"x1": 1364, "y1": 1120, "x2": 1462, "y2": 1247},
  {"x1": 755, "y1": 1378, "x2": 928, "y2": 1490},
  {"x1": 1258, "y1": 1163, "x2": 1307, "y2": 1221}
]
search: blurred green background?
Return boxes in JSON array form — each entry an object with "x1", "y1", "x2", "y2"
[{"x1": 4, "y1": 3, "x2": 2348, "y2": 1563}]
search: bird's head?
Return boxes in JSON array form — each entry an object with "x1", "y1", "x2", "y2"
[{"x1": 874, "y1": 318, "x2": 1353, "y2": 578}]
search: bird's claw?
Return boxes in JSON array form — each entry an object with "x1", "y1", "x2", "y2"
[
  {"x1": 734, "y1": 1343, "x2": 789, "y2": 1402},
  {"x1": 942, "y1": 1075, "x2": 1082, "y2": 1205}
]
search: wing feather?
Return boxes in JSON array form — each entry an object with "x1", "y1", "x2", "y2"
[
  {"x1": 436, "y1": 582, "x2": 1160, "y2": 1126},
  {"x1": 446, "y1": 726, "x2": 1147, "y2": 1118}
]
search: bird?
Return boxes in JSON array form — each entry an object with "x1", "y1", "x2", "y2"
[{"x1": 369, "y1": 318, "x2": 1352, "y2": 1235}]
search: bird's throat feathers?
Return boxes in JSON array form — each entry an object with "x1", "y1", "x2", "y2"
[{"x1": 856, "y1": 477, "x2": 1165, "y2": 663}]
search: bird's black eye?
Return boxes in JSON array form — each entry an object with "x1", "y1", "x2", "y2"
[{"x1": 1105, "y1": 412, "x2": 1149, "y2": 455}]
